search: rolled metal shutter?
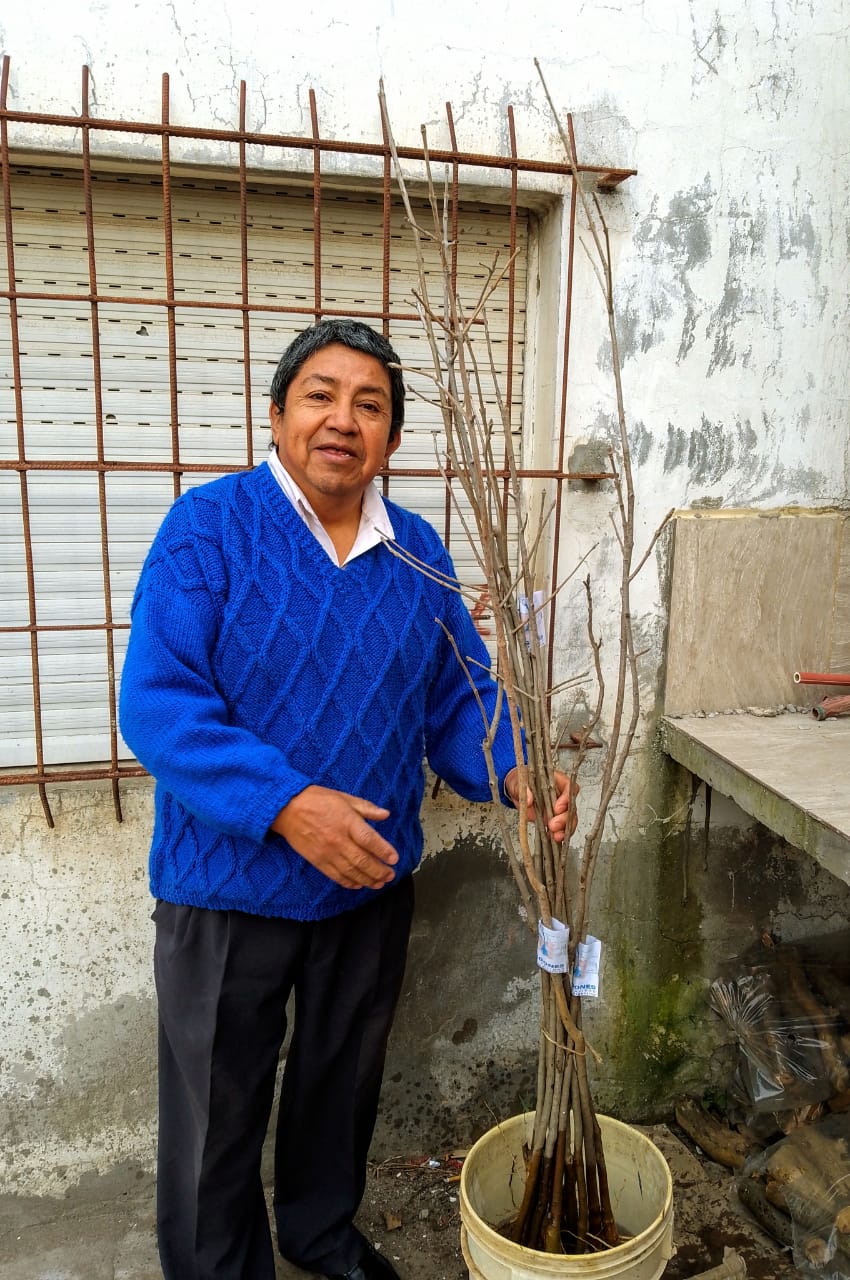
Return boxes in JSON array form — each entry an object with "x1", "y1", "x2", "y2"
[{"x1": 0, "y1": 166, "x2": 527, "y2": 767}]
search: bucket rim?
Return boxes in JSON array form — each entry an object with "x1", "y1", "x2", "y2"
[{"x1": 459, "y1": 1111, "x2": 673, "y2": 1264}]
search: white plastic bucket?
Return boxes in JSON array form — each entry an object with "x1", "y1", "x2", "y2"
[{"x1": 460, "y1": 1113, "x2": 673, "y2": 1280}]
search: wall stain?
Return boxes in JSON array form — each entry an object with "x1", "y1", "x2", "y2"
[
  {"x1": 678, "y1": 302, "x2": 699, "y2": 363},
  {"x1": 701, "y1": 189, "x2": 768, "y2": 376},
  {"x1": 687, "y1": 414, "x2": 756, "y2": 482},
  {"x1": 635, "y1": 178, "x2": 715, "y2": 272},
  {"x1": 617, "y1": 292, "x2": 674, "y2": 362},
  {"x1": 0, "y1": 994, "x2": 157, "y2": 1191},
  {"x1": 615, "y1": 177, "x2": 715, "y2": 368},
  {"x1": 688, "y1": 3, "x2": 728, "y2": 83},
  {"x1": 753, "y1": 69, "x2": 795, "y2": 122},
  {"x1": 653, "y1": 410, "x2": 827, "y2": 501},
  {"x1": 664, "y1": 423, "x2": 689, "y2": 473},
  {"x1": 779, "y1": 170, "x2": 819, "y2": 263},
  {"x1": 706, "y1": 194, "x2": 767, "y2": 377},
  {"x1": 628, "y1": 420, "x2": 653, "y2": 469}
]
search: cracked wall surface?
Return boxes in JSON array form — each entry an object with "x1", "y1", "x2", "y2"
[{"x1": 1, "y1": 0, "x2": 849, "y2": 1194}]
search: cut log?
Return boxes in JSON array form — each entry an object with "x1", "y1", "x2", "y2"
[
  {"x1": 829, "y1": 1088, "x2": 850, "y2": 1114},
  {"x1": 675, "y1": 1097, "x2": 757, "y2": 1170},
  {"x1": 803, "y1": 1233, "x2": 836, "y2": 1267},
  {"x1": 763, "y1": 1142, "x2": 834, "y2": 1223},
  {"x1": 736, "y1": 1173, "x2": 795, "y2": 1247},
  {"x1": 761, "y1": 1138, "x2": 850, "y2": 1260},
  {"x1": 777, "y1": 1102, "x2": 827, "y2": 1133},
  {"x1": 779, "y1": 951, "x2": 849, "y2": 1095},
  {"x1": 808, "y1": 966, "x2": 850, "y2": 1020},
  {"x1": 791, "y1": 1122, "x2": 849, "y2": 1186}
]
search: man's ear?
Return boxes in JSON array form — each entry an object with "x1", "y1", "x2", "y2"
[
  {"x1": 384, "y1": 431, "x2": 402, "y2": 463},
  {"x1": 268, "y1": 400, "x2": 280, "y2": 446}
]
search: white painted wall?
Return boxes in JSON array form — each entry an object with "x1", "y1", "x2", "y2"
[{"x1": 1, "y1": 0, "x2": 848, "y2": 1194}]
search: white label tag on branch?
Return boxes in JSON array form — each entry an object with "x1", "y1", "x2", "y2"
[
  {"x1": 537, "y1": 918, "x2": 569, "y2": 973},
  {"x1": 519, "y1": 590, "x2": 546, "y2": 651},
  {"x1": 572, "y1": 936, "x2": 602, "y2": 997}
]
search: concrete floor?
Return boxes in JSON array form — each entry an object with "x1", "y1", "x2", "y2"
[
  {"x1": 0, "y1": 1127, "x2": 795, "y2": 1280},
  {"x1": 0, "y1": 1161, "x2": 466, "y2": 1280}
]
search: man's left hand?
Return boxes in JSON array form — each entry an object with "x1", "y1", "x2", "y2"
[{"x1": 503, "y1": 768, "x2": 579, "y2": 842}]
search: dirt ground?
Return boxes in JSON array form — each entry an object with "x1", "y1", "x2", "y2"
[
  {"x1": 0, "y1": 1122, "x2": 797, "y2": 1279},
  {"x1": 339, "y1": 1123, "x2": 798, "y2": 1280}
]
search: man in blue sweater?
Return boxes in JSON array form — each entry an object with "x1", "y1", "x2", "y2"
[{"x1": 120, "y1": 320, "x2": 574, "y2": 1280}]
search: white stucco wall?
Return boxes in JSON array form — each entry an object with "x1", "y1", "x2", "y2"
[{"x1": 1, "y1": 0, "x2": 848, "y2": 1194}]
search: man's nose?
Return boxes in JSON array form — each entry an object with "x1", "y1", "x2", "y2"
[{"x1": 326, "y1": 399, "x2": 357, "y2": 431}]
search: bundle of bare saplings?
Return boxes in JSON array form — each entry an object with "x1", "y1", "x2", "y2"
[{"x1": 378, "y1": 64, "x2": 671, "y2": 1253}]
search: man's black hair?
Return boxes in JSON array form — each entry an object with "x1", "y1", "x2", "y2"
[{"x1": 269, "y1": 320, "x2": 405, "y2": 439}]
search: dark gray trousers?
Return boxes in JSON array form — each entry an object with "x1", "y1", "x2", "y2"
[{"x1": 152, "y1": 876, "x2": 414, "y2": 1280}]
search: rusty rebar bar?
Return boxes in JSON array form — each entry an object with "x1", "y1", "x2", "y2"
[
  {"x1": 238, "y1": 79, "x2": 254, "y2": 468},
  {"x1": 81, "y1": 64, "x2": 123, "y2": 821},
  {"x1": 2, "y1": 56, "x2": 53, "y2": 826}
]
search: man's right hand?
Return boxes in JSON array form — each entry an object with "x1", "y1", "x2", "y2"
[{"x1": 270, "y1": 785, "x2": 399, "y2": 890}]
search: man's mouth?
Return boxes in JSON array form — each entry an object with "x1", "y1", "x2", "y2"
[{"x1": 316, "y1": 443, "x2": 357, "y2": 459}]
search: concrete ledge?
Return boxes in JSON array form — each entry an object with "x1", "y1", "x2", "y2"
[{"x1": 659, "y1": 714, "x2": 850, "y2": 886}]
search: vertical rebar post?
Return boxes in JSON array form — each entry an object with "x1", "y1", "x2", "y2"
[
  {"x1": 81, "y1": 64, "x2": 123, "y2": 821},
  {"x1": 379, "y1": 96, "x2": 393, "y2": 498},
  {"x1": 443, "y1": 103, "x2": 462, "y2": 555},
  {"x1": 238, "y1": 80, "x2": 254, "y2": 467},
  {"x1": 546, "y1": 116, "x2": 580, "y2": 706},
  {"x1": 1, "y1": 55, "x2": 53, "y2": 826},
  {"x1": 160, "y1": 73, "x2": 181, "y2": 499},
  {"x1": 505, "y1": 105, "x2": 519, "y2": 519},
  {"x1": 309, "y1": 89, "x2": 322, "y2": 325}
]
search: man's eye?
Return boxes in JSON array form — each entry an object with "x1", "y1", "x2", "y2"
[{"x1": 359, "y1": 402, "x2": 380, "y2": 414}]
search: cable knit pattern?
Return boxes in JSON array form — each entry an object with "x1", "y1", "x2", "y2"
[{"x1": 119, "y1": 463, "x2": 517, "y2": 921}]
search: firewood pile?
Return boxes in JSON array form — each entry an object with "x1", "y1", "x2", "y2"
[
  {"x1": 740, "y1": 1116, "x2": 850, "y2": 1276},
  {"x1": 677, "y1": 934, "x2": 850, "y2": 1277}
]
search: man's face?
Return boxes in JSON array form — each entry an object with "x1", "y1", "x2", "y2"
[{"x1": 268, "y1": 344, "x2": 400, "y2": 517}]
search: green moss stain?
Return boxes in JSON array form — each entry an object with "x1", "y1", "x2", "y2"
[
  {"x1": 599, "y1": 754, "x2": 709, "y2": 1116},
  {"x1": 607, "y1": 934, "x2": 707, "y2": 1113}
]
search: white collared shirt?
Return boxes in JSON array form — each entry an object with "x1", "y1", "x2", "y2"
[{"x1": 265, "y1": 449, "x2": 395, "y2": 567}]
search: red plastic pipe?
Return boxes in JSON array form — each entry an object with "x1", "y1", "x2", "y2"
[{"x1": 794, "y1": 671, "x2": 850, "y2": 686}]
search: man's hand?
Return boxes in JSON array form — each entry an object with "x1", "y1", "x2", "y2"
[
  {"x1": 503, "y1": 768, "x2": 579, "y2": 842},
  {"x1": 270, "y1": 785, "x2": 399, "y2": 890}
]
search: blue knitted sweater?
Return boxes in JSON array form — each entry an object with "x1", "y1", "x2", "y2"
[{"x1": 119, "y1": 462, "x2": 517, "y2": 921}]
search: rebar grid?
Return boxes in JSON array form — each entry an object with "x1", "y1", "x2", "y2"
[{"x1": 0, "y1": 58, "x2": 633, "y2": 824}]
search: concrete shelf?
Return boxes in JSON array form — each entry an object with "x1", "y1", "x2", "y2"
[{"x1": 660, "y1": 713, "x2": 850, "y2": 886}]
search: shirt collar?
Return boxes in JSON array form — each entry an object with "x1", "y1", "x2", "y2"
[{"x1": 265, "y1": 449, "x2": 394, "y2": 564}]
